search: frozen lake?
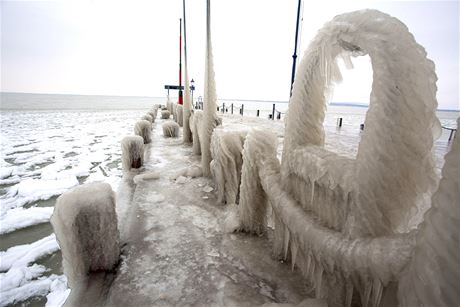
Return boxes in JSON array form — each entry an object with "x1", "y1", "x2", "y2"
[{"x1": 0, "y1": 93, "x2": 458, "y2": 306}]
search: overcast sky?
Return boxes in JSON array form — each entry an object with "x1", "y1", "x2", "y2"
[{"x1": 1, "y1": 0, "x2": 459, "y2": 109}]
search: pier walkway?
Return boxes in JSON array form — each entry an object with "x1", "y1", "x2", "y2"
[{"x1": 104, "y1": 117, "x2": 312, "y2": 306}]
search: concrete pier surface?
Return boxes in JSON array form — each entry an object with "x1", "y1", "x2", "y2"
[{"x1": 104, "y1": 117, "x2": 312, "y2": 306}]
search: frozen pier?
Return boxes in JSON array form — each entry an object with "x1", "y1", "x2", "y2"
[{"x1": 104, "y1": 117, "x2": 312, "y2": 306}]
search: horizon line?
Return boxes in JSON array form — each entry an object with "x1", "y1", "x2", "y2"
[{"x1": 1, "y1": 91, "x2": 459, "y2": 112}]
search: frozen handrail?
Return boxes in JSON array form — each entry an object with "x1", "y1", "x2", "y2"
[{"x1": 283, "y1": 9, "x2": 440, "y2": 237}]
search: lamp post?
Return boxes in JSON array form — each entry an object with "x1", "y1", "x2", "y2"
[{"x1": 190, "y1": 78, "x2": 195, "y2": 107}]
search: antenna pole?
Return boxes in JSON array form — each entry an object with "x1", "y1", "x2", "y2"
[
  {"x1": 290, "y1": 0, "x2": 302, "y2": 98},
  {"x1": 178, "y1": 18, "x2": 183, "y2": 105}
]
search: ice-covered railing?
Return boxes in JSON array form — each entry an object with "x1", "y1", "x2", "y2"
[
  {"x1": 237, "y1": 9, "x2": 444, "y2": 306},
  {"x1": 283, "y1": 9, "x2": 440, "y2": 237},
  {"x1": 239, "y1": 130, "x2": 416, "y2": 306}
]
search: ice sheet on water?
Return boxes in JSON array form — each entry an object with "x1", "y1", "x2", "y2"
[
  {"x1": 0, "y1": 206, "x2": 54, "y2": 235},
  {"x1": 1, "y1": 271, "x2": 64, "y2": 306},
  {"x1": 45, "y1": 275, "x2": 70, "y2": 307},
  {"x1": 0, "y1": 234, "x2": 59, "y2": 271}
]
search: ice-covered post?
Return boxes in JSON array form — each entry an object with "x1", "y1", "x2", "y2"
[
  {"x1": 241, "y1": 104, "x2": 244, "y2": 116},
  {"x1": 257, "y1": 110, "x2": 260, "y2": 117},
  {"x1": 51, "y1": 182, "x2": 120, "y2": 289},
  {"x1": 201, "y1": 0, "x2": 218, "y2": 176},
  {"x1": 271, "y1": 104, "x2": 275, "y2": 120},
  {"x1": 121, "y1": 136, "x2": 144, "y2": 171},
  {"x1": 222, "y1": 102, "x2": 225, "y2": 113},
  {"x1": 337, "y1": 117, "x2": 343, "y2": 127},
  {"x1": 134, "y1": 120, "x2": 152, "y2": 144},
  {"x1": 231, "y1": 103, "x2": 234, "y2": 114}
]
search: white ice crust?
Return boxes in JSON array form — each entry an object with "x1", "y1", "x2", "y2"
[
  {"x1": 50, "y1": 182, "x2": 120, "y2": 288},
  {"x1": 134, "y1": 120, "x2": 152, "y2": 144}
]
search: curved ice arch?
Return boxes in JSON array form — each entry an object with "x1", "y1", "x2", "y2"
[{"x1": 283, "y1": 9, "x2": 440, "y2": 237}]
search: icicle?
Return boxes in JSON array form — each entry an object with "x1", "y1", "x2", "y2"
[
  {"x1": 345, "y1": 280, "x2": 354, "y2": 307},
  {"x1": 371, "y1": 278, "x2": 383, "y2": 307},
  {"x1": 310, "y1": 179, "x2": 315, "y2": 204},
  {"x1": 291, "y1": 237, "x2": 299, "y2": 271},
  {"x1": 361, "y1": 280, "x2": 372, "y2": 307},
  {"x1": 314, "y1": 264, "x2": 324, "y2": 298},
  {"x1": 283, "y1": 226, "x2": 290, "y2": 260}
]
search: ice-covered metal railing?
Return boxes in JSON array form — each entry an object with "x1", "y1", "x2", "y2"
[
  {"x1": 398, "y1": 118, "x2": 460, "y2": 307},
  {"x1": 283, "y1": 9, "x2": 440, "y2": 237},
  {"x1": 239, "y1": 129, "x2": 415, "y2": 306}
]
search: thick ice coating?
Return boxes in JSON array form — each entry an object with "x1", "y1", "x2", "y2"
[
  {"x1": 176, "y1": 104, "x2": 184, "y2": 127},
  {"x1": 237, "y1": 9, "x2": 442, "y2": 307},
  {"x1": 398, "y1": 118, "x2": 460, "y2": 307},
  {"x1": 161, "y1": 110, "x2": 171, "y2": 119},
  {"x1": 283, "y1": 9, "x2": 440, "y2": 237},
  {"x1": 134, "y1": 120, "x2": 152, "y2": 144},
  {"x1": 210, "y1": 129, "x2": 247, "y2": 204},
  {"x1": 162, "y1": 121, "x2": 180, "y2": 138},
  {"x1": 200, "y1": 0, "x2": 218, "y2": 176},
  {"x1": 121, "y1": 135, "x2": 144, "y2": 171},
  {"x1": 50, "y1": 182, "x2": 120, "y2": 288}
]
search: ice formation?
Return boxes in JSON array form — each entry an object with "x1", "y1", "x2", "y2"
[
  {"x1": 51, "y1": 182, "x2": 120, "y2": 288},
  {"x1": 172, "y1": 103, "x2": 178, "y2": 122},
  {"x1": 1, "y1": 268, "x2": 65, "y2": 306},
  {"x1": 398, "y1": 118, "x2": 460, "y2": 307},
  {"x1": 121, "y1": 136, "x2": 144, "y2": 171},
  {"x1": 0, "y1": 206, "x2": 54, "y2": 234},
  {"x1": 239, "y1": 130, "x2": 415, "y2": 306},
  {"x1": 176, "y1": 104, "x2": 184, "y2": 127},
  {"x1": 162, "y1": 121, "x2": 180, "y2": 138},
  {"x1": 0, "y1": 234, "x2": 59, "y2": 271},
  {"x1": 183, "y1": 75, "x2": 193, "y2": 144},
  {"x1": 237, "y1": 10, "x2": 442, "y2": 306},
  {"x1": 134, "y1": 120, "x2": 152, "y2": 144},
  {"x1": 142, "y1": 114, "x2": 153, "y2": 123},
  {"x1": 199, "y1": 0, "x2": 218, "y2": 176},
  {"x1": 210, "y1": 129, "x2": 247, "y2": 204},
  {"x1": 161, "y1": 110, "x2": 171, "y2": 119},
  {"x1": 147, "y1": 110, "x2": 157, "y2": 123},
  {"x1": 190, "y1": 110, "x2": 203, "y2": 155},
  {"x1": 283, "y1": 9, "x2": 440, "y2": 237}
]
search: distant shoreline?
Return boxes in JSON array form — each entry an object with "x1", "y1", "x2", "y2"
[{"x1": 1, "y1": 92, "x2": 459, "y2": 112}]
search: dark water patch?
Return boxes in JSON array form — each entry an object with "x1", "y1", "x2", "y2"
[
  {"x1": 4, "y1": 158, "x2": 19, "y2": 165},
  {"x1": 36, "y1": 250, "x2": 63, "y2": 276},
  {"x1": 78, "y1": 176, "x2": 88, "y2": 184},
  {"x1": 10, "y1": 295, "x2": 47, "y2": 307},
  {"x1": 6, "y1": 149, "x2": 39, "y2": 156},
  {"x1": 63, "y1": 151, "x2": 78, "y2": 158},
  {"x1": 29, "y1": 161, "x2": 54, "y2": 171},
  {"x1": 25, "y1": 196, "x2": 58, "y2": 209},
  {"x1": 0, "y1": 223, "x2": 54, "y2": 251},
  {"x1": 12, "y1": 142, "x2": 34, "y2": 148},
  {"x1": 106, "y1": 159, "x2": 121, "y2": 170}
]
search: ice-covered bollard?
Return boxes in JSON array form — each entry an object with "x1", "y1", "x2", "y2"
[
  {"x1": 176, "y1": 104, "x2": 183, "y2": 127},
  {"x1": 142, "y1": 114, "x2": 153, "y2": 123},
  {"x1": 161, "y1": 110, "x2": 171, "y2": 119},
  {"x1": 121, "y1": 135, "x2": 144, "y2": 171},
  {"x1": 162, "y1": 121, "x2": 180, "y2": 138},
  {"x1": 51, "y1": 182, "x2": 120, "y2": 288},
  {"x1": 148, "y1": 111, "x2": 156, "y2": 122},
  {"x1": 134, "y1": 120, "x2": 152, "y2": 144}
]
